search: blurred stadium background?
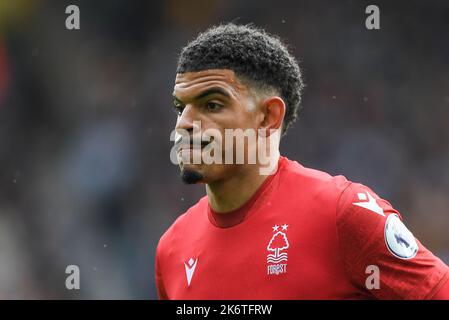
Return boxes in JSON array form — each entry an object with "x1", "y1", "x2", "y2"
[{"x1": 0, "y1": 0, "x2": 448, "y2": 299}]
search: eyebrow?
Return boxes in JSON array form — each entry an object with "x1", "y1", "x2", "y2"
[{"x1": 172, "y1": 87, "x2": 231, "y2": 104}]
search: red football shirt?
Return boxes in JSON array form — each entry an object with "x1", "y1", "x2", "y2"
[{"x1": 155, "y1": 157, "x2": 449, "y2": 299}]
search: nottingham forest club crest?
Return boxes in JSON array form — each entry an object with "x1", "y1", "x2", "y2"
[{"x1": 267, "y1": 224, "x2": 289, "y2": 275}]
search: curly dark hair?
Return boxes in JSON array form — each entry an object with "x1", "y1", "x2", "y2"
[{"x1": 176, "y1": 23, "x2": 304, "y2": 136}]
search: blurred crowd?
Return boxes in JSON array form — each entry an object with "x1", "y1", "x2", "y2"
[{"x1": 0, "y1": 0, "x2": 448, "y2": 298}]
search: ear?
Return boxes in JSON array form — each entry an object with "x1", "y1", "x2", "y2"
[{"x1": 259, "y1": 96, "x2": 286, "y2": 137}]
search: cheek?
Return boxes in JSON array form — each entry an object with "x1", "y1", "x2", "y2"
[
  {"x1": 237, "y1": 112, "x2": 259, "y2": 132},
  {"x1": 204, "y1": 107, "x2": 256, "y2": 138},
  {"x1": 224, "y1": 109, "x2": 255, "y2": 129}
]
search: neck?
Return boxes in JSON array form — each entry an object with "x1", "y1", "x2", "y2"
[{"x1": 206, "y1": 152, "x2": 280, "y2": 213}]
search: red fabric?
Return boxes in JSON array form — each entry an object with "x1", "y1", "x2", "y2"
[
  {"x1": 337, "y1": 183, "x2": 449, "y2": 299},
  {"x1": 155, "y1": 156, "x2": 449, "y2": 299},
  {"x1": 431, "y1": 277, "x2": 449, "y2": 300}
]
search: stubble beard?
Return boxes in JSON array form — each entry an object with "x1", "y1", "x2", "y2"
[{"x1": 180, "y1": 168, "x2": 204, "y2": 184}]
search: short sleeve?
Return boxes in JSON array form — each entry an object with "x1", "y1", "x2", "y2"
[{"x1": 336, "y1": 183, "x2": 449, "y2": 300}]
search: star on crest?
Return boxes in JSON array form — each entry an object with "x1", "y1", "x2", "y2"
[
  {"x1": 282, "y1": 224, "x2": 288, "y2": 231},
  {"x1": 272, "y1": 225, "x2": 279, "y2": 232}
]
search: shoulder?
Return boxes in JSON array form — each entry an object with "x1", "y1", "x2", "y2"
[
  {"x1": 335, "y1": 181, "x2": 399, "y2": 232},
  {"x1": 280, "y1": 156, "x2": 353, "y2": 204},
  {"x1": 156, "y1": 196, "x2": 208, "y2": 255}
]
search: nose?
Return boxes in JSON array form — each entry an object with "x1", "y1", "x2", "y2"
[{"x1": 175, "y1": 104, "x2": 196, "y2": 133}]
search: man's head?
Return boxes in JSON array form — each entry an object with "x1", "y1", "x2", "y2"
[{"x1": 172, "y1": 23, "x2": 304, "y2": 184}]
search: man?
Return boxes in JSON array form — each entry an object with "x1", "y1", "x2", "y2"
[{"x1": 156, "y1": 23, "x2": 449, "y2": 299}]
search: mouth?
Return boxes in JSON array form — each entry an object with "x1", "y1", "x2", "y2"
[{"x1": 176, "y1": 137, "x2": 213, "y2": 153}]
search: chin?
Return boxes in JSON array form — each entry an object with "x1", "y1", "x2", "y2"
[
  {"x1": 180, "y1": 167, "x2": 205, "y2": 184},
  {"x1": 180, "y1": 161, "x2": 225, "y2": 184}
]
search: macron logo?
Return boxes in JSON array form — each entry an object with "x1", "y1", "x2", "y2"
[
  {"x1": 352, "y1": 192, "x2": 385, "y2": 217},
  {"x1": 184, "y1": 258, "x2": 198, "y2": 286}
]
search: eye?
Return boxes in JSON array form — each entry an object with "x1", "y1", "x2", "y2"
[{"x1": 205, "y1": 101, "x2": 223, "y2": 112}]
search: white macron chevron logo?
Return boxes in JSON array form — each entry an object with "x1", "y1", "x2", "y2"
[
  {"x1": 352, "y1": 192, "x2": 385, "y2": 217},
  {"x1": 184, "y1": 257, "x2": 198, "y2": 286}
]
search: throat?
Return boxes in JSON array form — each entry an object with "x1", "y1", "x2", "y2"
[
  {"x1": 206, "y1": 161, "x2": 281, "y2": 228},
  {"x1": 206, "y1": 167, "x2": 268, "y2": 213}
]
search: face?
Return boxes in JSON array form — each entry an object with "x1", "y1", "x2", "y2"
[{"x1": 172, "y1": 69, "x2": 264, "y2": 184}]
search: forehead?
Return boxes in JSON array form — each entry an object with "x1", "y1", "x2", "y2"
[{"x1": 173, "y1": 69, "x2": 248, "y2": 99}]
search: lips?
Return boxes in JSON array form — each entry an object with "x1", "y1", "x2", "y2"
[{"x1": 176, "y1": 136, "x2": 212, "y2": 152}]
